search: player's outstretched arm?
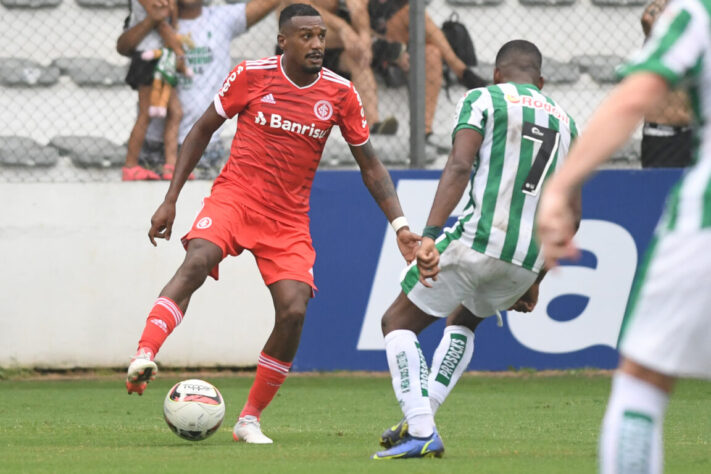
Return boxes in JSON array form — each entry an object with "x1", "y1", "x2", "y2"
[
  {"x1": 415, "y1": 128, "x2": 481, "y2": 285},
  {"x1": 350, "y1": 141, "x2": 420, "y2": 263},
  {"x1": 425, "y1": 128, "x2": 481, "y2": 228},
  {"x1": 245, "y1": 0, "x2": 282, "y2": 29},
  {"x1": 117, "y1": 0, "x2": 170, "y2": 56},
  {"x1": 538, "y1": 72, "x2": 668, "y2": 268},
  {"x1": 148, "y1": 104, "x2": 225, "y2": 246}
]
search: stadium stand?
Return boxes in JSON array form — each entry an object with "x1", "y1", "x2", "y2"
[
  {"x1": 592, "y1": 0, "x2": 646, "y2": 5},
  {"x1": 610, "y1": 138, "x2": 642, "y2": 165},
  {"x1": 520, "y1": 0, "x2": 576, "y2": 6},
  {"x1": 543, "y1": 59, "x2": 581, "y2": 84},
  {"x1": 75, "y1": 0, "x2": 127, "y2": 7},
  {"x1": 1, "y1": 0, "x2": 60, "y2": 7},
  {"x1": 473, "y1": 59, "x2": 581, "y2": 85},
  {"x1": 0, "y1": 58, "x2": 60, "y2": 87},
  {"x1": 52, "y1": 57, "x2": 128, "y2": 87},
  {"x1": 572, "y1": 54, "x2": 624, "y2": 83},
  {"x1": 446, "y1": 0, "x2": 504, "y2": 5},
  {"x1": 0, "y1": 0, "x2": 645, "y2": 182},
  {"x1": 0, "y1": 136, "x2": 60, "y2": 167},
  {"x1": 49, "y1": 135, "x2": 125, "y2": 168}
]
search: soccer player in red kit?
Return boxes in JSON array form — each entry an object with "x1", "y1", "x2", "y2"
[{"x1": 126, "y1": 2, "x2": 420, "y2": 444}]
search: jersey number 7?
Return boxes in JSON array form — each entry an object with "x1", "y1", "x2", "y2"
[{"x1": 521, "y1": 122, "x2": 560, "y2": 197}]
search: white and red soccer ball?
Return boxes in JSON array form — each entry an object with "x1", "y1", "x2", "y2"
[{"x1": 163, "y1": 379, "x2": 225, "y2": 441}]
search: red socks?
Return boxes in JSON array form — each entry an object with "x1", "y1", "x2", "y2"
[
  {"x1": 240, "y1": 352, "x2": 292, "y2": 419},
  {"x1": 137, "y1": 299, "x2": 290, "y2": 421},
  {"x1": 137, "y1": 297, "x2": 183, "y2": 356}
]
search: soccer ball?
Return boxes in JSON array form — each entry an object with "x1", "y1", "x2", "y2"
[{"x1": 163, "y1": 379, "x2": 225, "y2": 441}]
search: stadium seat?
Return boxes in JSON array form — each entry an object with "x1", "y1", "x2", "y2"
[
  {"x1": 49, "y1": 135, "x2": 125, "y2": 168},
  {"x1": 473, "y1": 59, "x2": 579, "y2": 85},
  {"x1": 1, "y1": 0, "x2": 60, "y2": 7},
  {"x1": 321, "y1": 154, "x2": 356, "y2": 168},
  {"x1": 445, "y1": 0, "x2": 503, "y2": 5},
  {"x1": 572, "y1": 54, "x2": 624, "y2": 84},
  {"x1": 472, "y1": 62, "x2": 495, "y2": 82},
  {"x1": 75, "y1": 0, "x2": 126, "y2": 7},
  {"x1": 543, "y1": 59, "x2": 580, "y2": 84},
  {"x1": 610, "y1": 138, "x2": 641, "y2": 164},
  {"x1": 0, "y1": 58, "x2": 60, "y2": 87},
  {"x1": 520, "y1": 0, "x2": 575, "y2": 5},
  {"x1": 378, "y1": 154, "x2": 411, "y2": 167},
  {"x1": 51, "y1": 57, "x2": 128, "y2": 87},
  {"x1": 0, "y1": 136, "x2": 60, "y2": 167},
  {"x1": 592, "y1": 0, "x2": 645, "y2": 5},
  {"x1": 231, "y1": 57, "x2": 248, "y2": 67}
]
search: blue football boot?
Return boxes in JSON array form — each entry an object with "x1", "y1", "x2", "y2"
[
  {"x1": 372, "y1": 430, "x2": 444, "y2": 459},
  {"x1": 379, "y1": 418, "x2": 409, "y2": 448}
]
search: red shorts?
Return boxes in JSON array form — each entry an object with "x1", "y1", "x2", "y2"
[{"x1": 181, "y1": 188, "x2": 316, "y2": 292}]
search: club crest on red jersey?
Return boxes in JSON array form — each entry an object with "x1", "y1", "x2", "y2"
[
  {"x1": 313, "y1": 100, "x2": 333, "y2": 121},
  {"x1": 196, "y1": 217, "x2": 212, "y2": 229}
]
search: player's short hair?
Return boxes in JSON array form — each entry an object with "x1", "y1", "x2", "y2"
[
  {"x1": 495, "y1": 40, "x2": 542, "y2": 76},
  {"x1": 279, "y1": 3, "x2": 321, "y2": 30}
]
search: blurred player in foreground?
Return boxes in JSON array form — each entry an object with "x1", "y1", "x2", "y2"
[
  {"x1": 537, "y1": 1, "x2": 711, "y2": 472},
  {"x1": 126, "y1": 2, "x2": 420, "y2": 444},
  {"x1": 372, "y1": 40, "x2": 580, "y2": 460}
]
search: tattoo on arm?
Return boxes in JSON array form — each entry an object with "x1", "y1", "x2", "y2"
[
  {"x1": 352, "y1": 141, "x2": 400, "y2": 214},
  {"x1": 367, "y1": 175, "x2": 397, "y2": 203}
]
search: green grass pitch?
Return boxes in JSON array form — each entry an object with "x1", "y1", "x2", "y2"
[{"x1": 1, "y1": 372, "x2": 709, "y2": 473}]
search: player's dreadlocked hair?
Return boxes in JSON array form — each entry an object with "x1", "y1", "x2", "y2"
[
  {"x1": 495, "y1": 40, "x2": 542, "y2": 76},
  {"x1": 279, "y1": 3, "x2": 321, "y2": 29}
]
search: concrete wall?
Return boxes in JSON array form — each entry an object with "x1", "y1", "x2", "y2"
[{"x1": 0, "y1": 182, "x2": 274, "y2": 368}]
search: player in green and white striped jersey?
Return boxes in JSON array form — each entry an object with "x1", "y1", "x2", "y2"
[
  {"x1": 538, "y1": 1, "x2": 711, "y2": 472},
  {"x1": 372, "y1": 40, "x2": 581, "y2": 460}
]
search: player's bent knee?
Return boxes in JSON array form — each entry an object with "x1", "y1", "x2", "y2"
[
  {"x1": 274, "y1": 303, "x2": 307, "y2": 330},
  {"x1": 381, "y1": 313, "x2": 395, "y2": 336},
  {"x1": 176, "y1": 254, "x2": 217, "y2": 287},
  {"x1": 381, "y1": 293, "x2": 411, "y2": 335},
  {"x1": 447, "y1": 307, "x2": 483, "y2": 332},
  {"x1": 382, "y1": 292, "x2": 439, "y2": 336}
]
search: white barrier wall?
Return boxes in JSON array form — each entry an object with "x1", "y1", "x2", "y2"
[{"x1": 0, "y1": 183, "x2": 274, "y2": 368}]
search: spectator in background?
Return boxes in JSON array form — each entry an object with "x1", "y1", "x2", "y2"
[
  {"x1": 120, "y1": 0, "x2": 189, "y2": 181},
  {"x1": 368, "y1": 0, "x2": 487, "y2": 154},
  {"x1": 302, "y1": 0, "x2": 399, "y2": 135},
  {"x1": 640, "y1": 0, "x2": 693, "y2": 168},
  {"x1": 117, "y1": 0, "x2": 282, "y2": 179}
]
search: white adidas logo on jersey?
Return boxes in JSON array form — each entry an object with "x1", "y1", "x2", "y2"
[{"x1": 261, "y1": 93, "x2": 276, "y2": 104}]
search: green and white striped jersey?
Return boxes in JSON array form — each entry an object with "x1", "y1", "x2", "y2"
[
  {"x1": 448, "y1": 82, "x2": 578, "y2": 273},
  {"x1": 619, "y1": 0, "x2": 711, "y2": 232}
]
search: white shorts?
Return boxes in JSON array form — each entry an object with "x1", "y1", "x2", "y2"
[
  {"x1": 620, "y1": 229, "x2": 711, "y2": 379},
  {"x1": 401, "y1": 239, "x2": 537, "y2": 318}
]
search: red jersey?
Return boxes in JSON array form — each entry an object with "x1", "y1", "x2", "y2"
[{"x1": 212, "y1": 55, "x2": 370, "y2": 226}]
